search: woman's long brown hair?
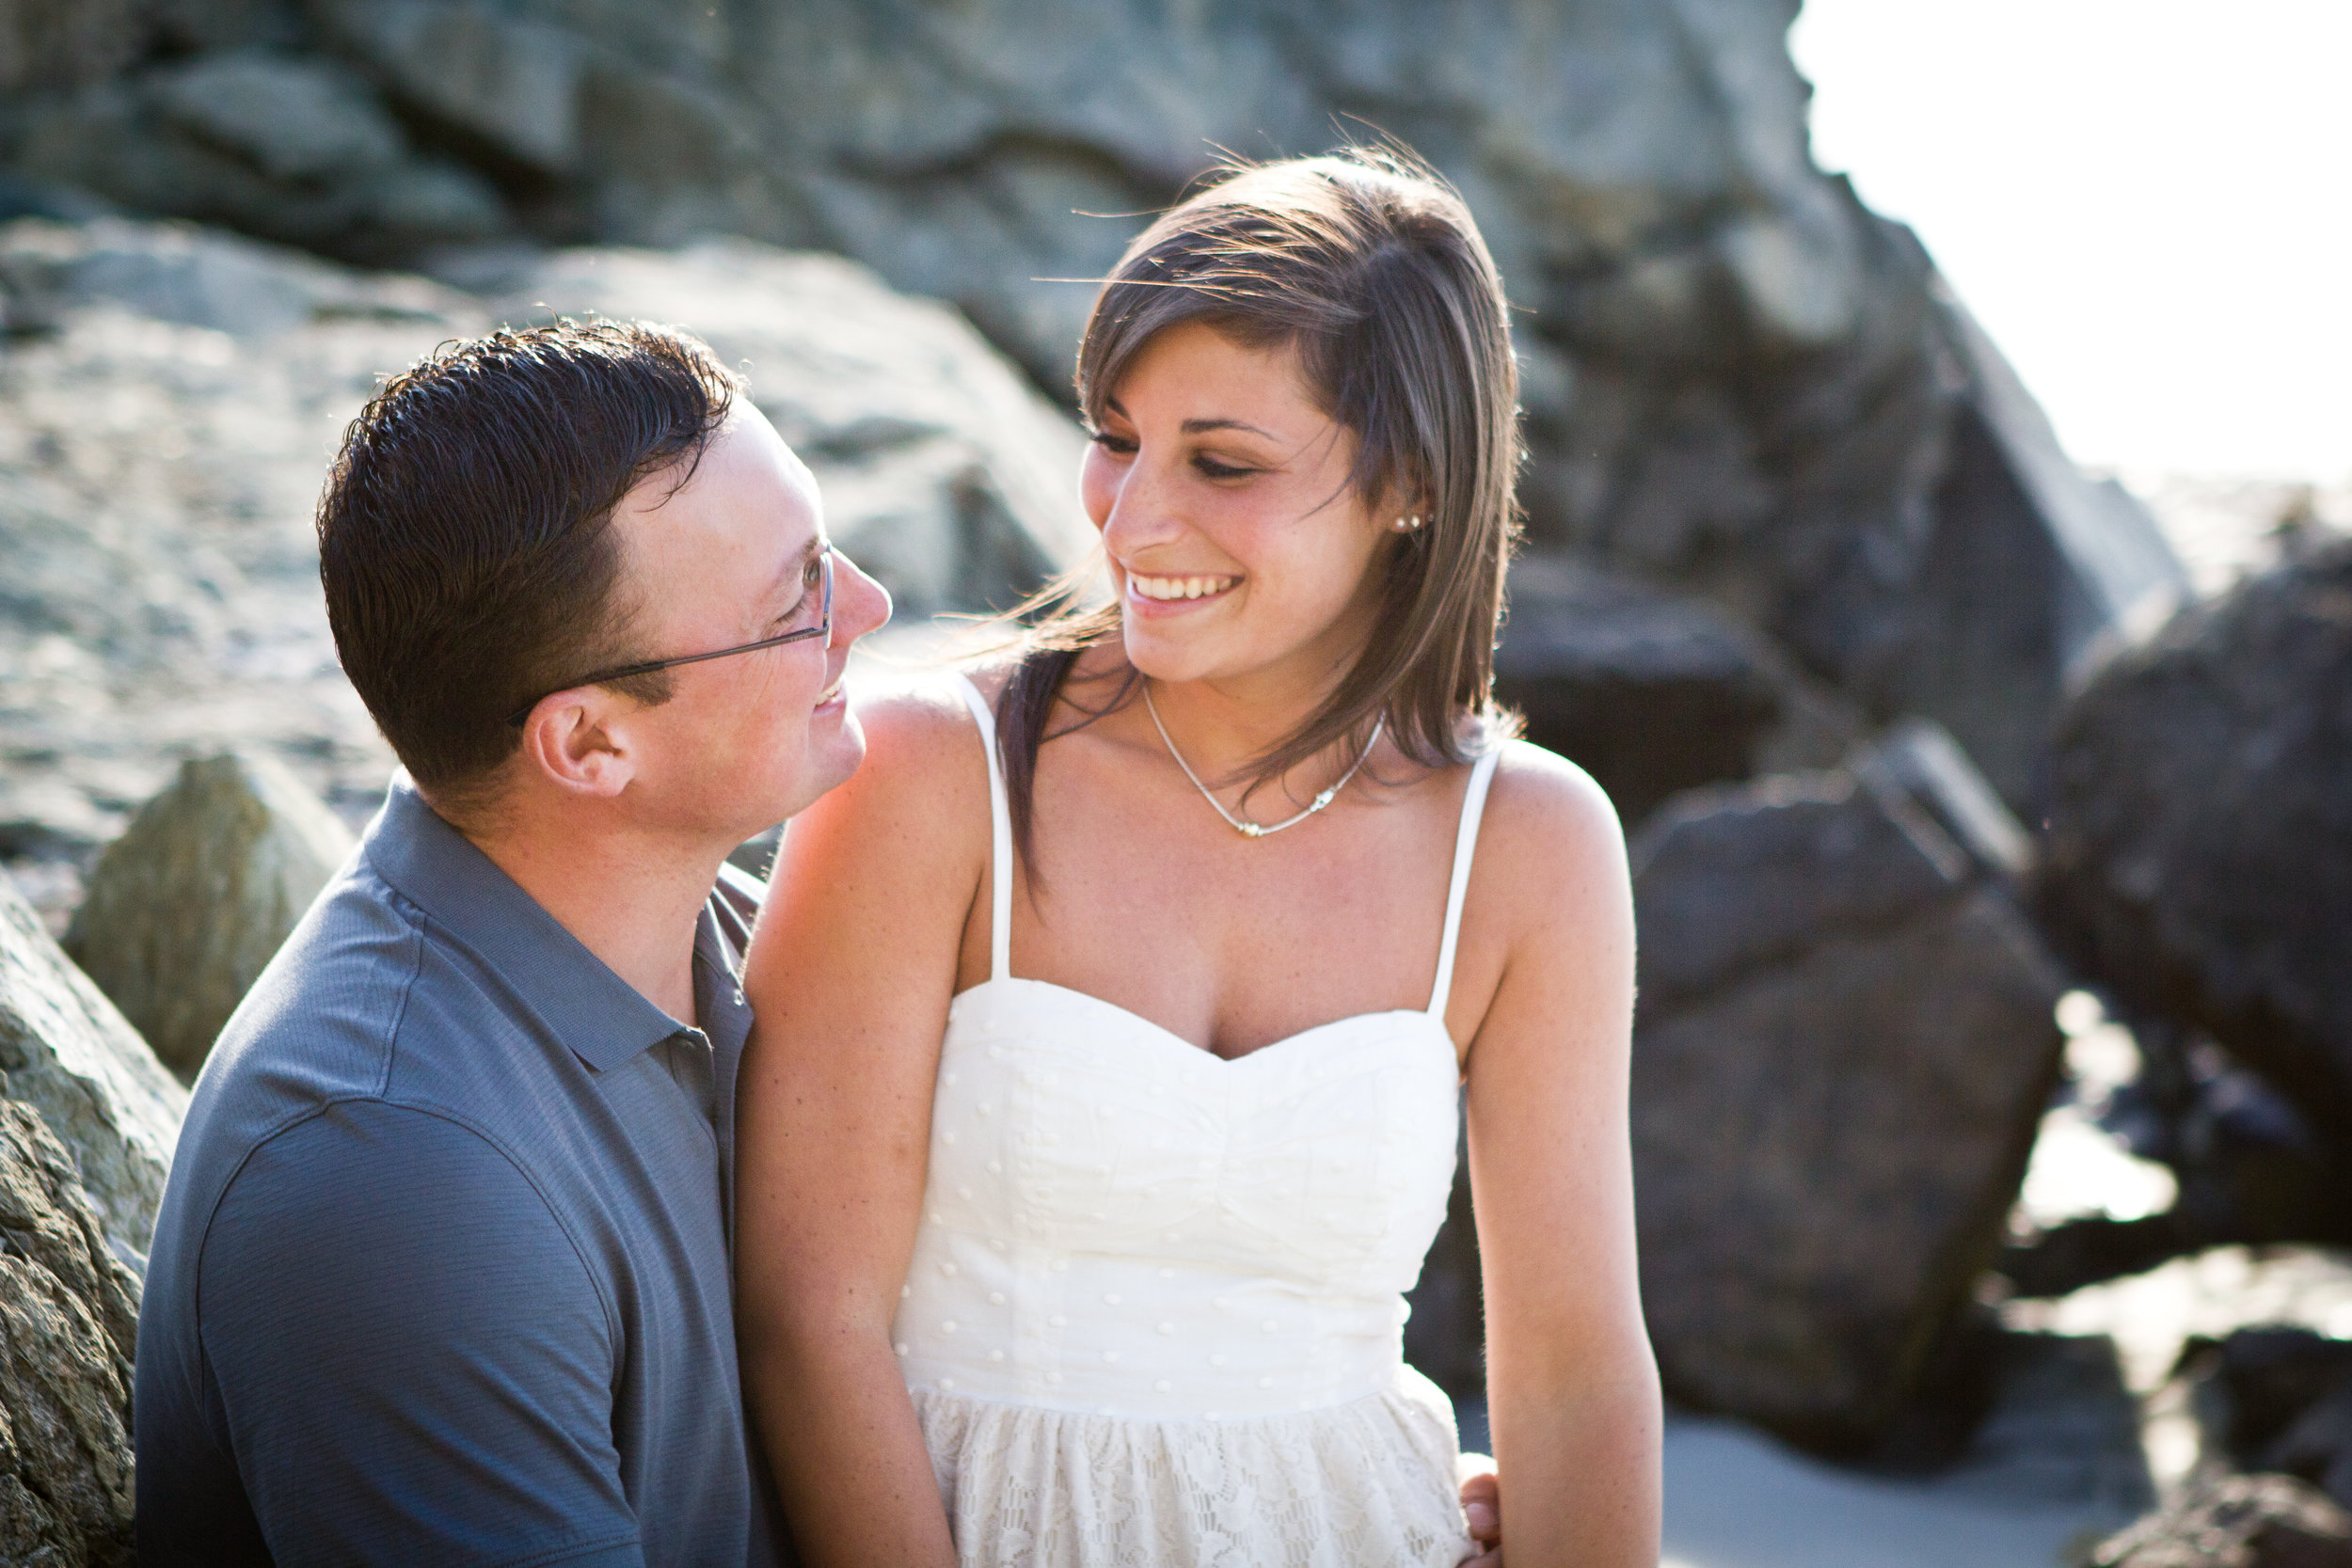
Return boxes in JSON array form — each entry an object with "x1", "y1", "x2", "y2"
[{"x1": 996, "y1": 145, "x2": 1525, "y2": 870}]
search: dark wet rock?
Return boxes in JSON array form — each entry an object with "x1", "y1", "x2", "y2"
[
  {"x1": 2002, "y1": 1213, "x2": 2201, "y2": 1300},
  {"x1": 1493, "y1": 553, "x2": 1859, "y2": 827},
  {"x1": 1943, "y1": 1331, "x2": 2153, "y2": 1513},
  {"x1": 2042, "y1": 537, "x2": 2352, "y2": 1162},
  {"x1": 2092, "y1": 1473, "x2": 2352, "y2": 1568},
  {"x1": 66, "y1": 752, "x2": 354, "y2": 1081},
  {"x1": 1855, "y1": 1326, "x2": 2153, "y2": 1516},
  {"x1": 1628, "y1": 727, "x2": 2067, "y2": 1448},
  {"x1": 1403, "y1": 1101, "x2": 1480, "y2": 1403},
  {"x1": 2194, "y1": 1328, "x2": 2352, "y2": 1511},
  {"x1": 0, "y1": 1097, "x2": 141, "y2": 1567},
  {"x1": 2001, "y1": 1021, "x2": 2344, "y2": 1300}
]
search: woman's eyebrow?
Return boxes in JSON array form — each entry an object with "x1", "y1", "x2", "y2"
[
  {"x1": 1100, "y1": 397, "x2": 1279, "y2": 442},
  {"x1": 1181, "y1": 417, "x2": 1279, "y2": 439}
]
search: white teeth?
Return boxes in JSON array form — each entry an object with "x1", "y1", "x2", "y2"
[{"x1": 1131, "y1": 573, "x2": 1232, "y2": 602}]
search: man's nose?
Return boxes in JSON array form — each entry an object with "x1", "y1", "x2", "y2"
[{"x1": 832, "y1": 551, "x2": 893, "y2": 646}]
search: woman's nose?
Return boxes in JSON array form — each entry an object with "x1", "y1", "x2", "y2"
[{"x1": 1099, "y1": 457, "x2": 1185, "y2": 555}]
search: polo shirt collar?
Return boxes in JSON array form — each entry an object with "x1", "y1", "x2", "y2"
[{"x1": 361, "y1": 776, "x2": 690, "y2": 1071}]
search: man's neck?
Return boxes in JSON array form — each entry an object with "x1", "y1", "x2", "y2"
[{"x1": 454, "y1": 812, "x2": 720, "y2": 1028}]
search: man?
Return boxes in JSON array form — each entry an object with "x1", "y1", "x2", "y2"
[
  {"x1": 135, "y1": 320, "x2": 888, "y2": 1563},
  {"x1": 134, "y1": 318, "x2": 1511, "y2": 1564}
]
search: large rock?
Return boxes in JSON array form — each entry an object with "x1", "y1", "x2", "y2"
[
  {"x1": 491, "y1": 241, "x2": 1097, "y2": 618},
  {"x1": 2041, "y1": 538, "x2": 2352, "y2": 1155},
  {"x1": 0, "y1": 217, "x2": 1092, "y2": 926},
  {"x1": 1493, "y1": 552, "x2": 1858, "y2": 827},
  {"x1": 0, "y1": 1098, "x2": 141, "y2": 1567},
  {"x1": 0, "y1": 216, "x2": 463, "y2": 921},
  {"x1": 1628, "y1": 723, "x2": 2065, "y2": 1447},
  {"x1": 2092, "y1": 1475, "x2": 2352, "y2": 1568},
  {"x1": 66, "y1": 752, "x2": 354, "y2": 1080},
  {"x1": 1808, "y1": 290, "x2": 2186, "y2": 810},
  {"x1": 0, "y1": 0, "x2": 145, "y2": 93},
  {"x1": 0, "y1": 0, "x2": 2184, "y2": 818},
  {"x1": 8, "y1": 41, "x2": 510, "y2": 261},
  {"x1": 2200, "y1": 1328, "x2": 2352, "y2": 1511},
  {"x1": 0, "y1": 869, "x2": 187, "y2": 1274}
]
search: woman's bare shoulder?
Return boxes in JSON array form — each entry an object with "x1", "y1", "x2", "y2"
[
  {"x1": 1471, "y1": 736, "x2": 1630, "y2": 931},
  {"x1": 810, "y1": 675, "x2": 992, "y2": 836}
]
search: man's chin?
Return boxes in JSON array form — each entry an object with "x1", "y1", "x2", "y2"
[{"x1": 771, "y1": 725, "x2": 868, "y2": 824}]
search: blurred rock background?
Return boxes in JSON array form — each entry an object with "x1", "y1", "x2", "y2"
[{"x1": 0, "y1": 1, "x2": 2345, "y2": 1563}]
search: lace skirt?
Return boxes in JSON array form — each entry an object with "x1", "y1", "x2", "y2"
[{"x1": 911, "y1": 1365, "x2": 1475, "y2": 1568}]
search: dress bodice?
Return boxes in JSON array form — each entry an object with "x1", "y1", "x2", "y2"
[{"x1": 892, "y1": 676, "x2": 1499, "y2": 1426}]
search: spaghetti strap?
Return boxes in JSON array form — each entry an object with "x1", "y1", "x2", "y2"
[
  {"x1": 951, "y1": 673, "x2": 1013, "y2": 984},
  {"x1": 1427, "y1": 748, "x2": 1502, "y2": 1019}
]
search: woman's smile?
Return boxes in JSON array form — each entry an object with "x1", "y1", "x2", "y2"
[{"x1": 1123, "y1": 568, "x2": 1242, "y2": 611}]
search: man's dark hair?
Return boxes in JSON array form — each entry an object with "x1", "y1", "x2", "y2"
[{"x1": 318, "y1": 319, "x2": 741, "y2": 809}]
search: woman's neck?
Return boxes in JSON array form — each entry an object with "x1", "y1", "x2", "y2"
[{"x1": 1128, "y1": 651, "x2": 1371, "y2": 795}]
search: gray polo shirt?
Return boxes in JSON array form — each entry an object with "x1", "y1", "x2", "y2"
[{"x1": 135, "y1": 779, "x2": 785, "y2": 1567}]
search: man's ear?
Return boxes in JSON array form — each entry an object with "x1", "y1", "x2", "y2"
[{"x1": 515, "y1": 690, "x2": 638, "y2": 800}]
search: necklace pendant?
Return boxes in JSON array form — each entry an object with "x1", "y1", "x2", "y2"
[
  {"x1": 1312, "y1": 788, "x2": 1336, "y2": 809},
  {"x1": 1239, "y1": 822, "x2": 1264, "y2": 838}
]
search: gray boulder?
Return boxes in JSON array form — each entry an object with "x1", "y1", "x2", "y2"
[
  {"x1": 0, "y1": 0, "x2": 145, "y2": 93},
  {"x1": 2041, "y1": 537, "x2": 2352, "y2": 1156},
  {"x1": 0, "y1": 1098, "x2": 141, "y2": 1568},
  {"x1": 1827, "y1": 290, "x2": 2186, "y2": 810},
  {"x1": 2092, "y1": 1474, "x2": 2352, "y2": 1568},
  {"x1": 0, "y1": 217, "x2": 460, "y2": 920},
  {"x1": 66, "y1": 752, "x2": 354, "y2": 1081},
  {"x1": 313, "y1": 0, "x2": 585, "y2": 179},
  {"x1": 1628, "y1": 723, "x2": 2066, "y2": 1447},
  {"x1": 1, "y1": 1, "x2": 2187, "y2": 823},
  {"x1": 2198, "y1": 1328, "x2": 2352, "y2": 1511},
  {"x1": 0, "y1": 868, "x2": 188, "y2": 1275},
  {"x1": 1493, "y1": 553, "x2": 1859, "y2": 827},
  {"x1": 0, "y1": 217, "x2": 1091, "y2": 922},
  {"x1": 495, "y1": 240, "x2": 1098, "y2": 617},
  {"x1": 10, "y1": 45, "x2": 510, "y2": 261}
]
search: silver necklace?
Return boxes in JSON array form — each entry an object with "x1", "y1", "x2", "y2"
[{"x1": 1141, "y1": 680, "x2": 1384, "y2": 839}]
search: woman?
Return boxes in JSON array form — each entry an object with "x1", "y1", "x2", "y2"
[{"x1": 738, "y1": 149, "x2": 1661, "y2": 1567}]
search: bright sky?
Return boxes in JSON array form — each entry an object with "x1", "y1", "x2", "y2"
[{"x1": 1789, "y1": 0, "x2": 2352, "y2": 483}]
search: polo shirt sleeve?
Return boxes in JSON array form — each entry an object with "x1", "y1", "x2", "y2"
[{"x1": 195, "y1": 1100, "x2": 645, "y2": 1568}]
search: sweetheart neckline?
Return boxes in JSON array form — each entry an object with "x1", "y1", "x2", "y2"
[{"x1": 947, "y1": 975, "x2": 1459, "y2": 1069}]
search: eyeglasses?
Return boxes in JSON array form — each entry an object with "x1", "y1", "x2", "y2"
[{"x1": 505, "y1": 545, "x2": 836, "y2": 728}]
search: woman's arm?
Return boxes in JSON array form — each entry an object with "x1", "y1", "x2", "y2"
[
  {"x1": 1462, "y1": 744, "x2": 1661, "y2": 1567},
  {"x1": 735, "y1": 687, "x2": 992, "y2": 1568}
]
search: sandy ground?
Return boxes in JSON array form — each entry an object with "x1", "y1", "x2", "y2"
[{"x1": 1661, "y1": 1416, "x2": 2117, "y2": 1568}]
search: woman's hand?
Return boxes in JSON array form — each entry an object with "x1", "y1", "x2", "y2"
[{"x1": 1460, "y1": 1466, "x2": 1503, "y2": 1566}]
